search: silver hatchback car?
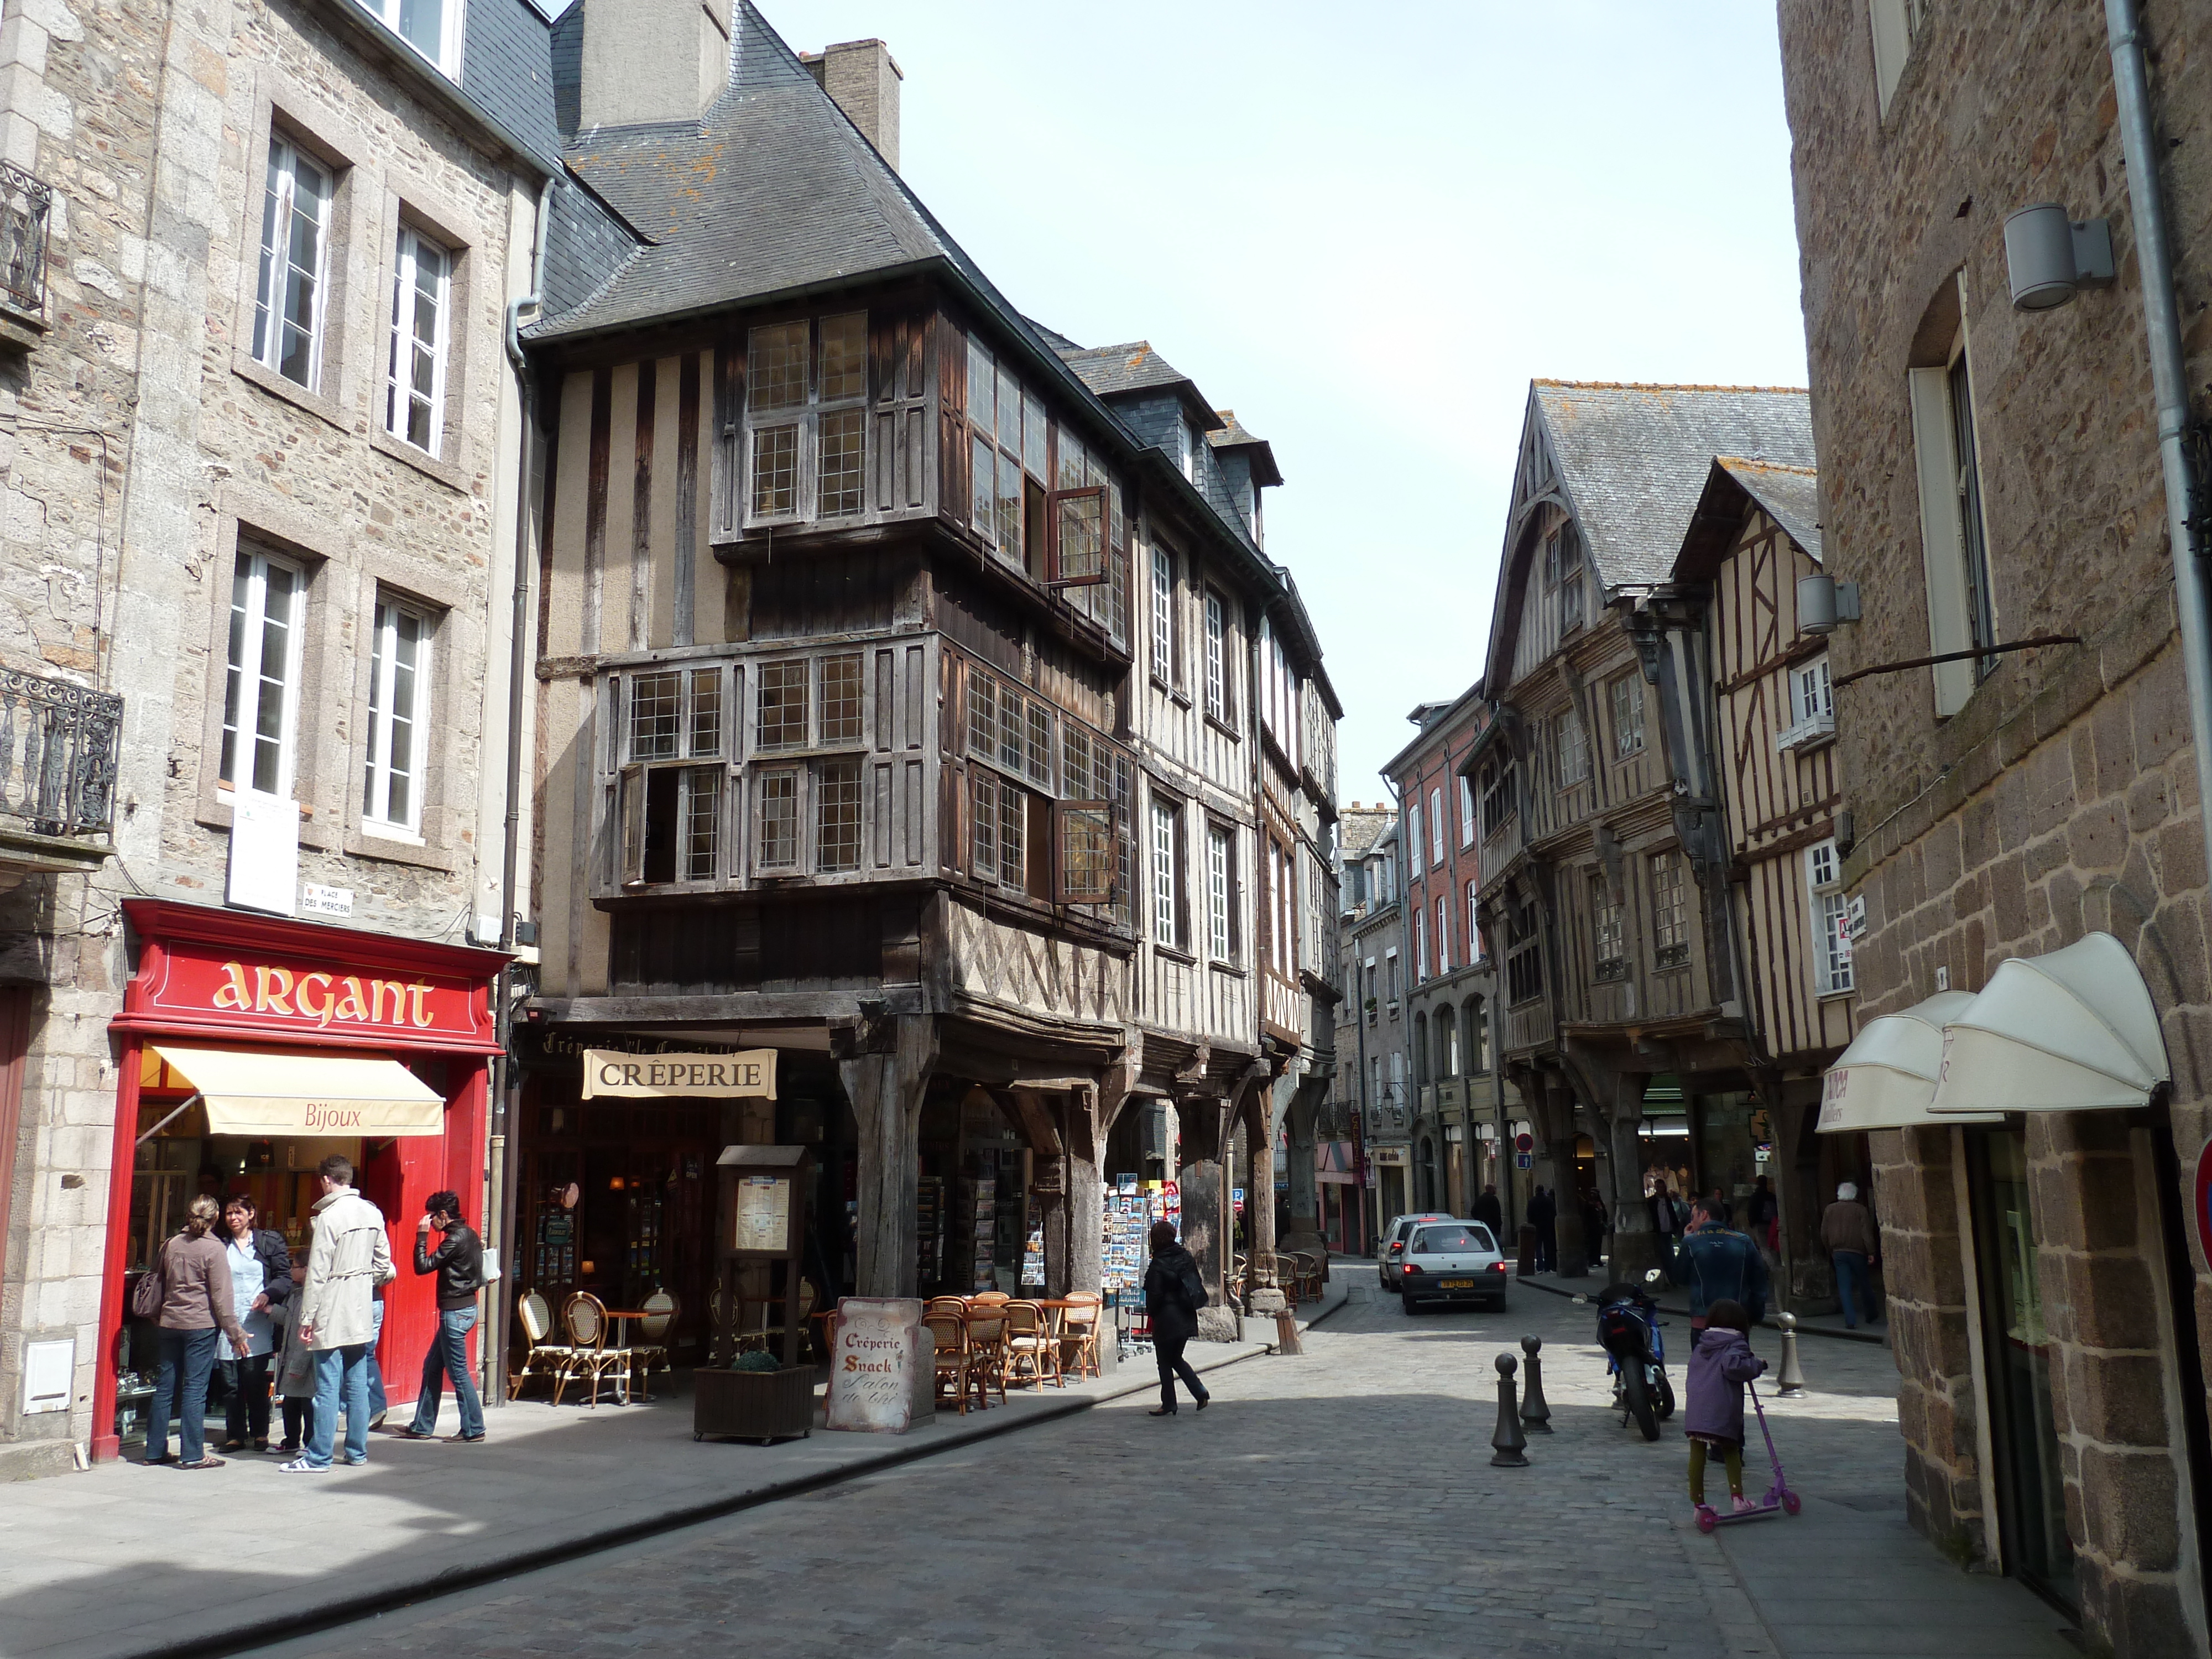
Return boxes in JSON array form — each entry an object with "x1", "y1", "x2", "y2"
[
  {"x1": 1390, "y1": 1219, "x2": 1509, "y2": 1312},
  {"x1": 1377, "y1": 1212, "x2": 1454, "y2": 1291}
]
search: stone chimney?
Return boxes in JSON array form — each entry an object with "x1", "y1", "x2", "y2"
[
  {"x1": 801, "y1": 39, "x2": 903, "y2": 171},
  {"x1": 581, "y1": 0, "x2": 733, "y2": 131}
]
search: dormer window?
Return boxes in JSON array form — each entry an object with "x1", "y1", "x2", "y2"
[{"x1": 366, "y1": 0, "x2": 460, "y2": 76}]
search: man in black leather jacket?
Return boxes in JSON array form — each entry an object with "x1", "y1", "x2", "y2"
[
  {"x1": 1142, "y1": 1220, "x2": 1211, "y2": 1417},
  {"x1": 400, "y1": 1191, "x2": 486, "y2": 1442}
]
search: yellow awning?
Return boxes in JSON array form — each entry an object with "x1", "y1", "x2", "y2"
[
  {"x1": 1929, "y1": 932, "x2": 2170, "y2": 1114},
  {"x1": 1817, "y1": 993, "x2": 2003, "y2": 1133},
  {"x1": 150, "y1": 1044, "x2": 445, "y2": 1137}
]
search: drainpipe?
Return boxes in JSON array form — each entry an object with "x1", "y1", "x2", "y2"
[
  {"x1": 2105, "y1": 0, "x2": 2212, "y2": 863},
  {"x1": 486, "y1": 175, "x2": 555, "y2": 1408}
]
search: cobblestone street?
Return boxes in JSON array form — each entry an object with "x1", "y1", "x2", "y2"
[{"x1": 246, "y1": 1280, "x2": 2077, "y2": 1659}]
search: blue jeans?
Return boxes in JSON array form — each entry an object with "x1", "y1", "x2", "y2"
[
  {"x1": 1833, "y1": 1249, "x2": 1871, "y2": 1328},
  {"x1": 148, "y1": 1327, "x2": 220, "y2": 1463},
  {"x1": 410, "y1": 1307, "x2": 484, "y2": 1438},
  {"x1": 368, "y1": 1299, "x2": 388, "y2": 1420},
  {"x1": 309, "y1": 1343, "x2": 373, "y2": 1467}
]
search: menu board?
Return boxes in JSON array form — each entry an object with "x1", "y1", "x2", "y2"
[{"x1": 733, "y1": 1174, "x2": 791, "y2": 1254}]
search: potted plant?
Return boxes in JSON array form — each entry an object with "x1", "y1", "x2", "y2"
[{"x1": 693, "y1": 1348, "x2": 816, "y2": 1443}]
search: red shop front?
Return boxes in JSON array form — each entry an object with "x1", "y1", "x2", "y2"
[{"x1": 93, "y1": 899, "x2": 505, "y2": 1462}]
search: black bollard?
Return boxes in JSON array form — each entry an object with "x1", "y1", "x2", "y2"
[
  {"x1": 1519, "y1": 1334, "x2": 1553, "y2": 1431},
  {"x1": 1777, "y1": 1312, "x2": 1807, "y2": 1397},
  {"x1": 1490, "y1": 1352, "x2": 1530, "y2": 1467}
]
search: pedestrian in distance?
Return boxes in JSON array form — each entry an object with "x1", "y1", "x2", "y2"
[
  {"x1": 1580, "y1": 1188, "x2": 1609, "y2": 1272},
  {"x1": 280, "y1": 1155, "x2": 395, "y2": 1473},
  {"x1": 1648, "y1": 1182, "x2": 1683, "y2": 1242},
  {"x1": 1821, "y1": 1181, "x2": 1881, "y2": 1329},
  {"x1": 400, "y1": 1190, "x2": 487, "y2": 1442},
  {"x1": 1745, "y1": 1176, "x2": 1781, "y2": 1273},
  {"x1": 272, "y1": 1260, "x2": 316, "y2": 1454},
  {"x1": 1471, "y1": 1182, "x2": 1504, "y2": 1239},
  {"x1": 144, "y1": 1196, "x2": 251, "y2": 1470},
  {"x1": 214, "y1": 1195, "x2": 290, "y2": 1453},
  {"x1": 1527, "y1": 1185, "x2": 1557, "y2": 1274},
  {"x1": 1705, "y1": 1186, "x2": 1733, "y2": 1228},
  {"x1": 1668, "y1": 1198, "x2": 1770, "y2": 1348},
  {"x1": 1142, "y1": 1219, "x2": 1211, "y2": 1417},
  {"x1": 1685, "y1": 1297, "x2": 1768, "y2": 1517}
]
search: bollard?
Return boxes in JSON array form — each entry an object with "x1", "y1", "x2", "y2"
[
  {"x1": 1274, "y1": 1307, "x2": 1303, "y2": 1355},
  {"x1": 1490, "y1": 1352, "x2": 1530, "y2": 1467},
  {"x1": 1777, "y1": 1311, "x2": 1807, "y2": 1397},
  {"x1": 1519, "y1": 1334, "x2": 1553, "y2": 1431}
]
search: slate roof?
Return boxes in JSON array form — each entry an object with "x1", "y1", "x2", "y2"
[
  {"x1": 1714, "y1": 458, "x2": 1822, "y2": 564},
  {"x1": 1532, "y1": 382, "x2": 1814, "y2": 589},
  {"x1": 1207, "y1": 408, "x2": 1282, "y2": 487},
  {"x1": 460, "y1": 0, "x2": 564, "y2": 169}
]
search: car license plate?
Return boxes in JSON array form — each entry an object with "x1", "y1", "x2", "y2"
[{"x1": 1441, "y1": 1278, "x2": 1474, "y2": 1289}]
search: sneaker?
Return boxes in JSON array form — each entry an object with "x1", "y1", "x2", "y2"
[
  {"x1": 340, "y1": 1455, "x2": 368, "y2": 1467},
  {"x1": 1732, "y1": 1494, "x2": 1759, "y2": 1515},
  {"x1": 276, "y1": 1458, "x2": 329, "y2": 1473},
  {"x1": 274, "y1": 1441, "x2": 300, "y2": 1455}
]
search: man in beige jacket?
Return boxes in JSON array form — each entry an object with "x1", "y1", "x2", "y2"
[{"x1": 279, "y1": 1155, "x2": 395, "y2": 1472}]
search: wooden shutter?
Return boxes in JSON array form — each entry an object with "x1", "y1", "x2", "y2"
[{"x1": 1045, "y1": 485, "x2": 1108, "y2": 586}]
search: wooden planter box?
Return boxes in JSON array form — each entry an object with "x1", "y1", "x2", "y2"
[{"x1": 693, "y1": 1366, "x2": 815, "y2": 1444}]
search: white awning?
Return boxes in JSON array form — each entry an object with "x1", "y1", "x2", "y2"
[
  {"x1": 150, "y1": 1044, "x2": 445, "y2": 1137},
  {"x1": 1928, "y1": 932, "x2": 2169, "y2": 1114},
  {"x1": 1818, "y1": 992, "x2": 2002, "y2": 1133}
]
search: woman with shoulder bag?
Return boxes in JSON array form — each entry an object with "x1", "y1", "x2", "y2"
[{"x1": 144, "y1": 1196, "x2": 249, "y2": 1469}]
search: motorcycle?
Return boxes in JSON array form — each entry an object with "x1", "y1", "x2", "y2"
[{"x1": 1595, "y1": 1278, "x2": 1674, "y2": 1442}]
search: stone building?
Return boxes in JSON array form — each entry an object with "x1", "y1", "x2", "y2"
[
  {"x1": 1337, "y1": 809, "x2": 1410, "y2": 1228},
  {"x1": 0, "y1": 0, "x2": 556, "y2": 1477},
  {"x1": 1324, "y1": 802, "x2": 1392, "y2": 1251},
  {"x1": 1780, "y1": 0, "x2": 2212, "y2": 1644},
  {"x1": 508, "y1": 0, "x2": 1336, "y2": 1345},
  {"x1": 1383, "y1": 690, "x2": 1516, "y2": 1222}
]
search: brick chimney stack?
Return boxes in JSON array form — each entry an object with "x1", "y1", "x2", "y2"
[{"x1": 801, "y1": 39, "x2": 903, "y2": 172}]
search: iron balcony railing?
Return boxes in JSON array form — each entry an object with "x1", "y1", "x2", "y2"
[
  {"x1": 0, "y1": 160, "x2": 52, "y2": 316},
  {"x1": 0, "y1": 669, "x2": 123, "y2": 839}
]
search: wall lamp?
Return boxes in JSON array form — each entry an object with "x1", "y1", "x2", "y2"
[
  {"x1": 1797, "y1": 573, "x2": 1860, "y2": 635},
  {"x1": 2004, "y1": 204, "x2": 2115, "y2": 311}
]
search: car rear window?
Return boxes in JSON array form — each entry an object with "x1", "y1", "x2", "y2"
[{"x1": 1413, "y1": 1224, "x2": 1496, "y2": 1254}]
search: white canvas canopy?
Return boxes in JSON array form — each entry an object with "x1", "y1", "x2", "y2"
[
  {"x1": 1817, "y1": 992, "x2": 2001, "y2": 1133},
  {"x1": 1928, "y1": 931, "x2": 2170, "y2": 1114},
  {"x1": 150, "y1": 1044, "x2": 445, "y2": 1136}
]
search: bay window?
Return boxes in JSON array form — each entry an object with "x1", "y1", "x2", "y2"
[
  {"x1": 618, "y1": 665, "x2": 725, "y2": 886},
  {"x1": 746, "y1": 312, "x2": 868, "y2": 526}
]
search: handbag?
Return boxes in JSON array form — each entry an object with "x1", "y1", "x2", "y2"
[{"x1": 131, "y1": 1243, "x2": 169, "y2": 1319}]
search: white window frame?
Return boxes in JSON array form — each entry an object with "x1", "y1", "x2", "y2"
[
  {"x1": 1435, "y1": 895, "x2": 1449, "y2": 973},
  {"x1": 1406, "y1": 800, "x2": 1421, "y2": 879},
  {"x1": 1778, "y1": 656, "x2": 1837, "y2": 752},
  {"x1": 363, "y1": 0, "x2": 462, "y2": 76},
  {"x1": 1427, "y1": 785, "x2": 1443, "y2": 867},
  {"x1": 1203, "y1": 589, "x2": 1228, "y2": 722},
  {"x1": 1415, "y1": 908, "x2": 1428, "y2": 983},
  {"x1": 385, "y1": 224, "x2": 451, "y2": 457},
  {"x1": 1610, "y1": 674, "x2": 1645, "y2": 760},
  {"x1": 1150, "y1": 547, "x2": 1175, "y2": 686},
  {"x1": 1177, "y1": 418, "x2": 1194, "y2": 481},
  {"x1": 1151, "y1": 796, "x2": 1179, "y2": 947},
  {"x1": 1467, "y1": 879, "x2": 1481, "y2": 962},
  {"x1": 1907, "y1": 320, "x2": 1996, "y2": 718},
  {"x1": 1457, "y1": 774, "x2": 1476, "y2": 848},
  {"x1": 221, "y1": 549, "x2": 307, "y2": 801},
  {"x1": 362, "y1": 595, "x2": 431, "y2": 838},
  {"x1": 1869, "y1": 0, "x2": 1927, "y2": 115},
  {"x1": 252, "y1": 137, "x2": 333, "y2": 392},
  {"x1": 1206, "y1": 823, "x2": 1233, "y2": 961},
  {"x1": 1808, "y1": 838, "x2": 1855, "y2": 996}
]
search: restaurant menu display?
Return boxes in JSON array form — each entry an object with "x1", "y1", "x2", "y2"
[{"x1": 732, "y1": 1173, "x2": 791, "y2": 1253}]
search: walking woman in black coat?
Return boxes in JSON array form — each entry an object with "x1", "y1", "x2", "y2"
[{"x1": 1142, "y1": 1220, "x2": 1212, "y2": 1417}]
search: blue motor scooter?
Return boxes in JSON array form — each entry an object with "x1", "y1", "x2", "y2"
[{"x1": 1594, "y1": 1277, "x2": 1674, "y2": 1441}]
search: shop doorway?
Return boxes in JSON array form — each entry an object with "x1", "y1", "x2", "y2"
[{"x1": 1966, "y1": 1126, "x2": 2076, "y2": 1610}]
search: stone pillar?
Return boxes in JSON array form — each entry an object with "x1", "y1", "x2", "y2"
[
  {"x1": 1605, "y1": 1076, "x2": 1661, "y2": 1279},
  {"x1": 1242, "y1": 1081, "x2": 1276, "y2": 1295},
  {"x1": 1281, "y1": 1073, "x2": 1324, "y2": 1253},
  {"x1": 833, "y1": 1014, "x2": 936, "y2": 1299},
  {"x1": 1174, "y1": 1093, "x2": 1240, "y2": 1340}
]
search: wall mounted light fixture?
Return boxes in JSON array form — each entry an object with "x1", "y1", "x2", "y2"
[{"x1": 2004, "y1": 203, "x2": 2115, "y2": 311}]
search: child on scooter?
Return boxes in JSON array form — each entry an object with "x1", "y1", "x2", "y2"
[{"x1": 1685, "y1": 1298, "x2": 1767, "y2": 1516}]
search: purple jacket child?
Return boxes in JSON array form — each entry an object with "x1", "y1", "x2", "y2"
[{"x1": 1684, "y1": 1325, "x2": 1768, "y2": 1446}]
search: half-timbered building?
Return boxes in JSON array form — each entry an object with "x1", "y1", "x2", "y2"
[
  {"x1": 1468, "y1": 382, "x2": 1812, "y2": 1277},
  {"x1": 511, "y1": 1, "x2": 1335, "y2": 1346}
]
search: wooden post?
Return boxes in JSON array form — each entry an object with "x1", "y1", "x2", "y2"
[
  {"x1": 1174, "y1": 1093, "x2": 1238, "y2": 1342},
  {"x1": 836, "y1": 1014, "x2": 935, "y2": 1300},
  {"x1": 1047, "y1": 1083, "x2": 1105, "y2": 1296},
  {"x1": 1243, "y1": 1075, "x2": 1277, "y2": 1292}
]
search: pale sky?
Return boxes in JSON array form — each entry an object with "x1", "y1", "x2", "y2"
[{"x1": 744, "y1": 2, "x2": 1813, "y2": 803}]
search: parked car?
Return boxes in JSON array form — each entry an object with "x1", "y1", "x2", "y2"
[
  {"x1": 1377, "y1": 1212, "x2": 1454, "y2": 1291},
  {"x1": 1392, "y1": 1220, "x2": 1509, "y2": 1312}
]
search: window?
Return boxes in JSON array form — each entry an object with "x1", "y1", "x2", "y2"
[
  {"x1": 1427, "y1": 785, "x2": 1443, "y2": 866},
  {"x1": 1561, "y1": 571, "x2": 1584, "y2": 633},
  {"x1": 1206, "y1": 825, "x2": 1233, "y2": 960},
  {"x1": 1177, "y1": 418, "x2": 1194, "y2": 481},
  {"x1": 1479, "y1": 757, "x2": 1515, "y2": 839},
  {"x1": 757, "y1": 769, "x2": 799, "y2": 870},
  {"x1": 1505, "y1": 900, "x2": 1542, "y2": 1005},
  {"x1": 1907, "y1": 323, "x2": 1997, "y2": 716},
  {"x1": 618, "y1": 665, "x2": 724, "y2": 886},
  {"x1": 821, "y1": 653, "x2": 863, "y2": 744},
  {"x1": 1458, "y1": 774, "x2": 1476, "y2": 848},
  {"x1": 756, "y1": 660, "x2": 810, "y2": 751},
  {"x1": 1780, "y1": 656, "x2": 1837, "y2": 752},
  {"x1": 1415, "y1": 909, "x2": 1428, "y2": 982},
  {"x1": 252, "y1": 137, "x2": 332, "y2": 390},
  {"x1": 1435, "y1": 895, "x2": 1449, "y2": 973},
  {"x1": 969, "y1": 768, "x2": 1032, "y2": 895},
  {"x1": 362, "y1": 597, "x2": 430, "y2": 834},
  {"x1": 221, "y1": 549, "x2": 306, "y2": 798},
  {"x1": 1869, "y1": 0, "x2": 1929, "y2": 113},
  {"x1": 815, "y1": 759, "x2": 861, "y2": 873},
  {"x1": 1543, "y1": 523, "x2": 1584, "y2": 634},
  {"x1": 1203, "y1": 589, "x2": 1229, "y2": 722},
  {"x1": 1555, "y1": 707, "x2": 1590, "y2": 787},
  {"x1": 1467, "y1": 880, "x2": 1480, "y2": 961},
  {"x1": 384, "y1": 226, "x2": 450, "y2": 454},
  {"x1": 1591, "y1": 875, "x2": 1625, "y2": 980},
  {"x1": 1466, "y1": 998, "x2": 1489, "y2": 1074},
  {"x1": 747, "y1": 312, "x2": 868, "y2": 526},
  {"x1": 1150, "y1": 549, "x2": 1175, "y2": 685},
  {"x1": 1151, "y1": 797, "x2": 1180, "y2": 947},
  {"x1": 1651, "y1": 849, "x2": 1689, "y2": 968},
  {"x1": 1267, "y1": 837, "x2": 1296, "y2": 978},
  {"x1": 364, "y1": 0, "x2": 458, "y2": 72},
  {"x1": 1610, "y1": 674, "x2": 1645, "y2": 759},
  {"x1": 1808, "y1": 838, "x2": 1854, "y2": 995},
  {"x1": 1406, "y1": 800, "x2": 1422, "y2": 878}
]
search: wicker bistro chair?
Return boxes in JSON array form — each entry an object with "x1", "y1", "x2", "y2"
[
  {"x1": 925, "y1": 1296, "x2": 971, "y2": 1320},
  {"x1": 969, "y1": 1290, "x2": 1011, "y2": 1306},
  {"x1": 510, "y1": 1290, "x2": 577, "y2": 1401},
  {"x1": 1268, "y1": 1254, "x2": 1303, "y2": 1313},
  {"x1": 554, "y1": 1291, "x2": 633, "y2": 1407},
  {"x1": 1056, "y1": 1291, "x2": 1105, "y2": 1382},
  {"x1": 962, "y1": 1307, "x2": 1010, "y2": 1407},
  {"x1": 1293, "y1": 1251, "x2": 1325, "y2": 1303},
  {"x1": 1001, "y1": 1301, "x2": 1063, "y2": 1390},
  {"x1": 627, "y1": 1290, "x2": 678, "y2": 1400},
  {"x1": 924, "y1": 1314, "x2": 985, "y2": 1415}
]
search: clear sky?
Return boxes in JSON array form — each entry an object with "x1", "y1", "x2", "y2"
[{"x1": 748, "y1": 1, "x2": 1812, "y2": 804}]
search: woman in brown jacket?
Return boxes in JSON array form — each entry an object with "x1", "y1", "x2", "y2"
[{"x1": 146, "y1": 1196, "x2": 248, "y2": 1469}]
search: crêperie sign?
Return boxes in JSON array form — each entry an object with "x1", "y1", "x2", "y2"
[{"x1": 581, "y1": 1048, "x2": 776, "y2": 1100}]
